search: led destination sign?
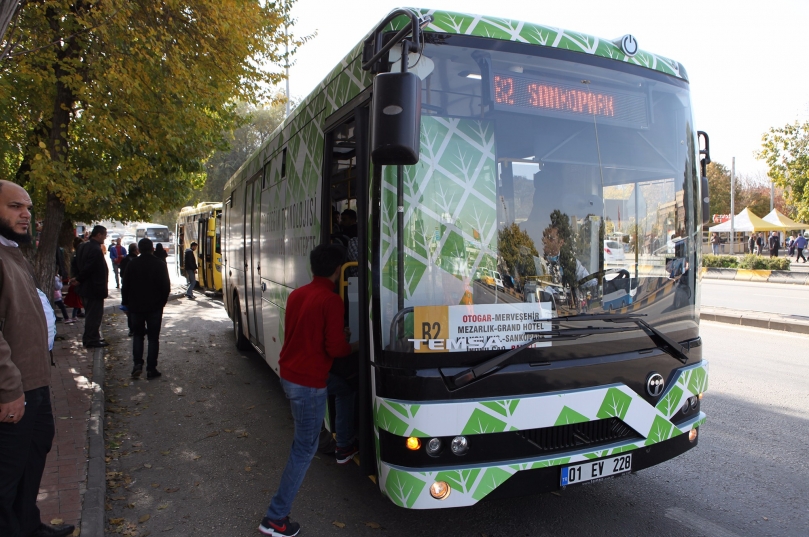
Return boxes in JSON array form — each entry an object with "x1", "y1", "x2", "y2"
[{"x1": 492, "y1": 73, "x2": 648, "y2": 127}]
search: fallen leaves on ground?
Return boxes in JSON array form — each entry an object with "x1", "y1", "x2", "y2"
[
  {"x1": 138, "y1": 514, "x2": 150, "y2": 523},
  {"x1": 165, "y1": 487, "x2": 179, "y2": 493},
  {"x1": 332, "y1": 521, "x2": 346, "y2": 528},
  {"x1": 205, "y1": 431, "x2": 219, "y2": 438},
  {"x1": 364, "y1": 522, "x2": 381, "y2": 529},
  {"x1": 50, "y1": 518, "x2": 64, "y2": 525}
]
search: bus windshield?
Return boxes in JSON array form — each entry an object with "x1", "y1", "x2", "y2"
[
  {"x1": 380, "y1": 38, "x2": 699, "y2": 352},
  {"x1": 137, "y1": 225, "x2": 170, "y2": 243}
]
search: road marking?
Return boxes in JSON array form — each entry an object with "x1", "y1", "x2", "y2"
[{"x1": 665, "y1": 507, "x2": 742, "y2": 537}]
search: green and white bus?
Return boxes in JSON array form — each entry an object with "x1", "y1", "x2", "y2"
[{"x1": 222, "y1": 8, "x2": 711, "y2": 509}]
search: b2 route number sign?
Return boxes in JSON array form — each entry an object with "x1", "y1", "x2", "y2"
[{"x1": 409, "y1": 303, "x2": 552, "y2": 353}]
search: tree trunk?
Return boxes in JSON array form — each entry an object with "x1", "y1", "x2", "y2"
[{"x1": 32, "y1": 4, "x2": 79, "y2": 298}]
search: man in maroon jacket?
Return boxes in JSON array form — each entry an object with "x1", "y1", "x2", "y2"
[{"x1": 259, "y1": 244, "x2": 357, "y2": 537}]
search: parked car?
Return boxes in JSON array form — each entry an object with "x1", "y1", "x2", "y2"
[{"x1": 604, "y1": 240, "x2": 626, "y2": 264}]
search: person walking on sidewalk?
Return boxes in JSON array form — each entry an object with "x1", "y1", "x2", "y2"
[
  {"x1": 122, "y1": 238, "x2": 170, "y2": 380},
  {"x1": 0, "y1": 180, "x2": 75, "y2": 537},
  {"x1": 72, "y1": 225, "x2": 109, "y2": 348},
  {"x1": 259, "y1": 244, "x2": 358, "y2": 537},
  {"x1": 109, "y1": 237, "x2": 126, "y2": 289},
  {"x1": 795, "y1": 233, "x2": 807, "y2": 263},
  {"x1": 184, "y1": 242, "x2": 198, "y2": 300},
  {"x1": 768, "y1": 231, "x2": 780, "y2": 258},
  {"x1": 755, "y1": 232, "x2": 765, "y2": 255}
]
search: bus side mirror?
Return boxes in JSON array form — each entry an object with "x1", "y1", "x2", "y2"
[
  {"x1": 371, "y1": 71, "x2": 421, "y2": 165},
  {"x1": 701, "y1": 175, "x2": 711, "y2": 227}
]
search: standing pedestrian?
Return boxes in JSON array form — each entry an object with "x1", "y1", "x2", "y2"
[
  {"x1": 119, "y1": 243, "x2": 139, "y2": 337},
  {"x1": 0, "y1": 180, "x2": 75, "y2": 537},
  {"x1": 768, "y1": 231, "x2": 780, "y2": 258},
  {"x1": 748, "y1": 234, "x2": 755, "y2": 254},
  {"x1": 755, "y1": 232, "x2": 764, "y2": 255},
  {"x1": 184, "y1": 242, "x2": 198, "y2": 300},
  {"x1": 795, "y1": 233, "x2": 807, "y2": 263},
  {"x1": 109, "y1": 237, "x2": 126, "y2": 289},
  {"x1": 259, "y1": 244, "x2": 357, "y2": 537},
  {"x1": 154, "y1": 243, "x2": 168, "y2": 262},
  {"x1": 710, "y1": 232, "x2": 721, "y2": 255},
  {"x1": 121, "y1": 238, "x2": 170, "y2": 379},
  {"x1": 67, "y1": 237, "x2": 85, "y2": 319},
  {"x1": 72, "y1": 225, "x2": 109, "y2": 348},
  {"x1": 53, "y1": 276, "x2": 72, "y2": 324}
]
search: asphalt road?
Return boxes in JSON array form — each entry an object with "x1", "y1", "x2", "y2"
[
  {"x1": 101, "y1": 299, "x2": 809, "y2": 537},
  {"x1": 701, "y1": 279, "x2": 809, "y2": 317}
]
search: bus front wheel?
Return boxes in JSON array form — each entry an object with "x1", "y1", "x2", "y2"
[{"x1": 232, "y1": 297, "x2": 251, "y2": 351}]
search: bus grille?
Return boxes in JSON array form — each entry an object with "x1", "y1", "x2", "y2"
[{"x1": 516, "y1": 418, "x2": 640, "y2": 452}]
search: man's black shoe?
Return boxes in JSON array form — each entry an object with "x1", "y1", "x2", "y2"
[
  {"x1": 86, "y1": 341, "x2": 109, "y2": 348},
  {"x1": 28, "y1": 522, "x2": 76, "y2": 537},
  {"x1": 146, "y1": 369, "x2": 162, "y2": 379},
  {"x1": 132, "y1": 366, "x2": 143, "y2": 378},
  {"x1": 76, "y1": 312, "x2": 85, "y2": 318},
  {"x1": 128, "y1": 331, "x2": 133, "y2": 337}
]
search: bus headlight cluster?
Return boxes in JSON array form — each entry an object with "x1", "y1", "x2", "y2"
[
  {"x1": 426, "y1": 437, "x2": 442, "y2": 456},
  {"x1": 689, "y1": 428, "x2": 698, "y2": 442},
  {"x1": 681, "y1": 396, "x2": 699, "y2": 415},
  {"x1": 450, "y1": 436, "x2": 469, "y2": 456}
]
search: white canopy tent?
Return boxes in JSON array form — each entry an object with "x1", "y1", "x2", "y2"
[
  {"x1": 761, "y1": 209, "x2": 808, "y2": 231},
  {"x1": 709, "y1": 207, "x2": 784, "y2": 233}
]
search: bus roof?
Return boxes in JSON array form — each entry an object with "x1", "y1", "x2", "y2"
[
  {"x1": 224, "y1": 7, "x2": 686, "y2": 195},
  {"x1": 135, "y1": 223, "x2": 169, "y2": 229},
  {"x1": 178, "y1": 202, "x2": 222, "y2": 218}
]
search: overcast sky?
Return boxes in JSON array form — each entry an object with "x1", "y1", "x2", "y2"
[{"x1": 283, "y1": 0, "x2": 809, "y2": 178}]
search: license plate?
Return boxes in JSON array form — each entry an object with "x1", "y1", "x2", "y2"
[{"x1": 560, "y1": 454, "x2": 632, "y2": 486}]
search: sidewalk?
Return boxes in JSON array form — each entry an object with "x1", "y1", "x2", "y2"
[
  {"x1": 36, "y1": 323, "x2": 93, "y2": 535},
  {"x1": 700, "y1": 305, "x2": 809, "y2": 334},
  {"x1": 36, "y1": 279, "x2": 189, "y2": 537}
]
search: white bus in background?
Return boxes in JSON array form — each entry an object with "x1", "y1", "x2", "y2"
[{"x1": 135, "y1": 223, "x2": 172, "y2": 255}]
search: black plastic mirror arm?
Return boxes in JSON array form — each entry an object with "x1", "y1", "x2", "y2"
[
  {"x1": 697, "y1": 131, "x2": 711, "y2": 177},
  {"x1": 362, "y1": 9, "x2": 429, "y2": 72}
]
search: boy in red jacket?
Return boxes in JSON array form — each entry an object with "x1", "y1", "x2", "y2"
[{"x1": 260, "y1": 244, "x2": 357, "y2": 537}]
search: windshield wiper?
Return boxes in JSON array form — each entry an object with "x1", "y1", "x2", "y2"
[
  {"x1": 441, "y1": 325, "x2": 634, "y2": 391},
  {"x1": 440, "y1": 313, "x2": 689, "y2": 391}
]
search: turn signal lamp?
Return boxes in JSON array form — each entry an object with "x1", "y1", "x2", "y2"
[
  {"x1": 406, "y1": 437, "x2": 421, "y2": 451},
  {"x1": 429, "y1": 481, "x2": 451, "y2": 500},
  {"x1": 689, "y1": 428, "x2": 698, "y2": 442},
  {"x1": 698, "y1": 392, "x2": 704, "y2": 400}
]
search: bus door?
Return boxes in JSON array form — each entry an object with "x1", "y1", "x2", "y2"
[
  {"x1": 244, "y1": 173, "x2": 265, "y2": 352},
  {"x1": 323, "y1": 104, "x2": 373, "y2": 473},
  {"x1": 198, "y1": 216, "x2": 213, "y2": 291}
]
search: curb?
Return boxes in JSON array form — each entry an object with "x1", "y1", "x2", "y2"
[
  {"x1": 700, "y1": 308, "x2": 809, "y2": 334},
  {"x1": 80, "y1": 347, "x2": 105, "y2": 537},
  {"x1": 701, "y1": 267, "x2": 809, "y2": 285}
]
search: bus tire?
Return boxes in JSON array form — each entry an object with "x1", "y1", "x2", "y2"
[{"x1": 232, "y1": 297, "x2": 251, "y2": 351}]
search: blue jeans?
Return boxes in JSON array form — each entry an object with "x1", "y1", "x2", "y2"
[
  {"x1": 265, "y1": 379, "x2": 327, "y2": 520},
  {"x1": 327, "y1": 374, "x2": 355, "y2": 448},
  {"x1": 185, "y1": 270, "x2": 196, "y2": 297}
]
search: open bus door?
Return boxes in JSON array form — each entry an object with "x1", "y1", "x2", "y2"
[{"x1": 322, "y1": 103, "x2": 373, "y2": 475}]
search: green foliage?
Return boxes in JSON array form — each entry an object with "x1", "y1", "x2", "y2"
[
  {"x1": 702, "y1": 254, "x2": 791, "y2": 270},
  {"x1": 497, "y1": 222, "x2": 538, "y2": 278},
  {"x1": 200, "y1": 101, "x2": 287, "y2": 203},
  {"x1": 701, "y1": 255, "x2": 739, "y2": 268},
  {"x1": 757, "y1": 121, "x2": 809, "y2": 221},
  {"x1": 736, "y1": 254, "x2": 791, "y2": 271}
]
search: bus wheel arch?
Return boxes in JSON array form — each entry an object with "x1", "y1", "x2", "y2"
[{"x1": 232, "y1": 292, "x2": 251, "y2": 351}]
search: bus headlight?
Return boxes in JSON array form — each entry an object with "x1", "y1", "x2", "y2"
[
  {"x1": 450, "y1": 436, "x2": 469, "y2": 456},
  {"x1": 689, "y1": 428, "x2": 698, "y2": 442},
  {"x1": 425, "y1": 438, "x2": 442, "y2": 456},
  {"x1": 429, "y1": 481, "x2": 451, "y2": 500},
  {"x1": 406, "y1": 437, "x2": 421, "y2": 450}
]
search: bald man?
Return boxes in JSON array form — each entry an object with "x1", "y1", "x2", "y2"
[{"x1": 0, "y1": 181, "x2": 74, "y2": 537}]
